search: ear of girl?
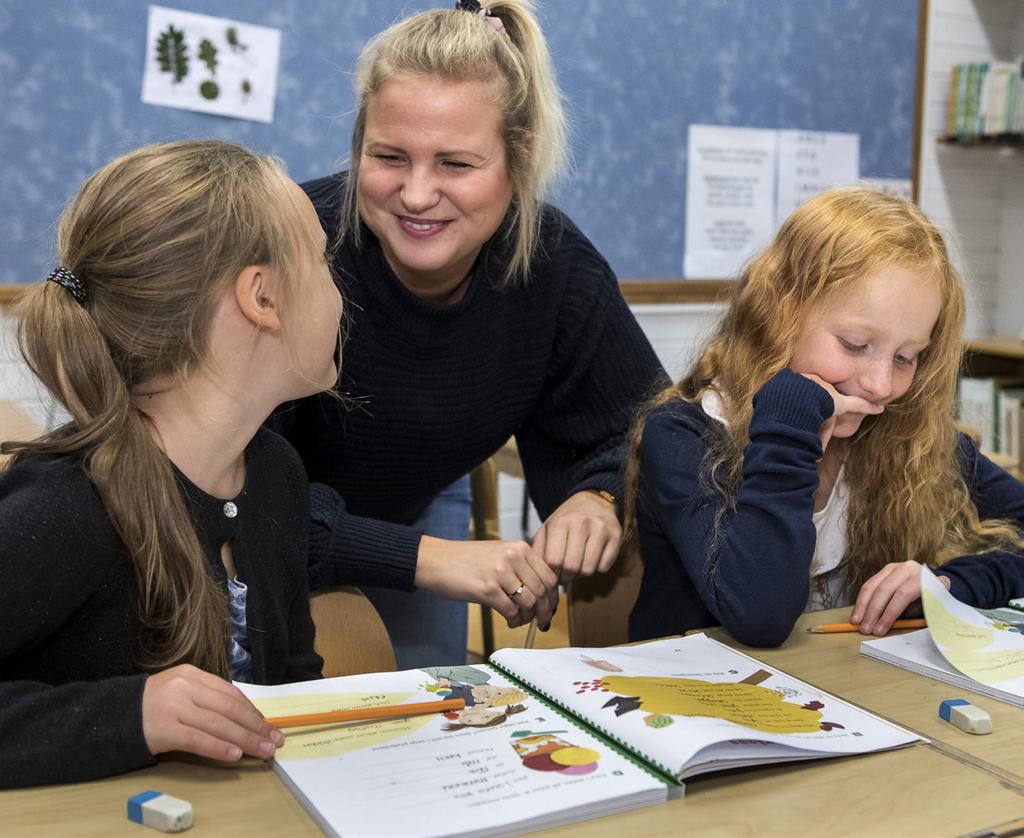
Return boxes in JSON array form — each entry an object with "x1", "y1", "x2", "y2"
[
  {"x1": 625, "y1": 186, "x2": 1024, "y2": 648},
  {"x1": 0, "y1": 140, "x2": 339, "y2": 790},
  {"x1": 234, "y1": 265, "x2": 283, "y2": 333}
]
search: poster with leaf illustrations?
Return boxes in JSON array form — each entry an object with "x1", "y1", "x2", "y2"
[{"x1": 140, "y1": 5, "x2": 280, "y2": 123}]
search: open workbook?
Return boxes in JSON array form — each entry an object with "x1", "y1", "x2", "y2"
[
  {"x1": 238, "y1": 634, "x2": 918, "y2": 838},
  {"x1": 861, "y1": 564, "x2": 1024, "y2": 707}
]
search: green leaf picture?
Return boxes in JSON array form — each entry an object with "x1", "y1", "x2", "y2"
[
  {"x1": 198, "y1": 38, "x2": 218, "y2": 74},
  {"x1": 226, "y1": 26, "x2": 249, "y2": 53},
  {"x1": 145, "y1": 11, "x2": 275, "y2": 121},
  {"x1": 155, "y1": 24, "x2": 188, "y2": 84}
]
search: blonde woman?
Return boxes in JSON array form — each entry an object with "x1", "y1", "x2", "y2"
[
  {"x1": 0, "y1": 141, "x2": 342, "y2": 787},
  {"x1": 626, "y1": 188, "x2": 1024, "y2": 647},
  {"x1": 278, "y1": 0, "x2": 665, "y2": 667}
]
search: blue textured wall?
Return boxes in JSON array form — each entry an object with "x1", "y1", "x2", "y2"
[{"x1": 0, "y1": 0, "x2": 918, "y2": 284}]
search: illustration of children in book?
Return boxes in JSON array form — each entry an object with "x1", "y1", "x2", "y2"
[
  {"x1": 421, "y1": 666, "x2": 529, "y2": 729},
  {"x1": 442, "y1": 701, "x2": 527, "y2": 730},
  {"x1": 510, "y1": 730, "x2": 601, "y2": 775},
  {"x1": 422, "y1": 665, "x2": 492, "y2": 706},
  {"x1": 597, "y1": 669, "x2": 845, "y2": 734},
  {"x1": 991, "y1": 619, "x2": 1024, "y2": 634}
]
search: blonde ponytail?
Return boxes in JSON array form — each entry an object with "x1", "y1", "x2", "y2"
[{"x1": 4, "y1": 140, "x2": 306, "y2": 675}]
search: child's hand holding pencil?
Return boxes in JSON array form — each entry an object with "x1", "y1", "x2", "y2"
[{"x1": 806, "y1": 618, "x2": 927, "y2": 634}]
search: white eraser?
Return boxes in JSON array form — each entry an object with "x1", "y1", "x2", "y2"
[
  {"x1": 939, "y1": 699, "x2": 992, "y2": 735},
  {"x1": 127, "y1": 790, "x2": 193, "y2": 832},
  {"x1": 950, "y1": 703, "x2": 993, "y2": 734}
]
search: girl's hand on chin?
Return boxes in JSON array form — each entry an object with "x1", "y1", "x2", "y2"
[{"x1": 798, "y1": 373, "x2": 884, "y2": 452}]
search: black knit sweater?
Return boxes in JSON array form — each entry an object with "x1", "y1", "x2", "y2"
[
  {"x1": 0, "y1": 428, "x2": 322, "y2": 789},
  {"x1": 274, "y1": 173, "x2": 667, "y2": 592}
]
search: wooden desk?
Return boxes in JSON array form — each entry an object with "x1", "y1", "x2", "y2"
[
  {"x1": 702, "y1": 607, "x2": 1024, "y2": 784},
  {"x1": 550, "y1": 745, "x2": 1024, "y2": 837},
  {"x1": 5, "y1": 609, "x2": 1024, "y2": 837},
  {"x1": 0, "y1": 755, "x2": 320, "y2": 837}
]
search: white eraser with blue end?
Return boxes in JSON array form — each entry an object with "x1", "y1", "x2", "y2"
[
  {"x1": 938, "y1": 699, "x2": 992, "y2": 735},
  {"x1": 127, "y1": 790, "x2": 193, "y2": 832}
]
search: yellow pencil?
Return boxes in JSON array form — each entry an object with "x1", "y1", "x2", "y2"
[
  {"x1": 806, "y1": 618, "x2": 927, "y2": 634},
  {"x1": 265, "y1": 698, "x2": 465, "y2": 729}
]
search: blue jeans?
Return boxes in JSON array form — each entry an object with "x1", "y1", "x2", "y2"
[{"x1": 362, "y1": 475, "x2": 472, "y2": 670}]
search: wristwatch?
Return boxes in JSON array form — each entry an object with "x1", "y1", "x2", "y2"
[{"x1": 592, "y1": 489, "x2": 617, "y2": 506}]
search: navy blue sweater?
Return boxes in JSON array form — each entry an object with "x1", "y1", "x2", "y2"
[
  {"x1": 630, "y1": 369, "x2": 1024, "y2": 647},
  {"x1": 274, "y1": 174, "x2": 667, "y2": 591}
]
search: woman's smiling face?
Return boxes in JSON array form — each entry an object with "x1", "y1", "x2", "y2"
[{"x1": 356, "y1": 73, "x2": 514, "y2": 300}]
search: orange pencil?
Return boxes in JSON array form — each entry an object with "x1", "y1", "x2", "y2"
[
  {"x1": 806, "y1": 618, "x2": 927, "y2": 634},
  {"x1": 265, "y1": 698, "x2": 465, "y2": 729}
]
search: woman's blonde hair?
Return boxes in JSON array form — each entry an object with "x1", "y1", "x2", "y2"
[
  {"x1": 3, "y1": 140, "x2": 307, "y2": 677},
  {"x1": 341, "y1": 0, "x2": 567, "y2": 285},
  {"x1": 625, "y1": 187, "x2": 1023, "y2": 590}
]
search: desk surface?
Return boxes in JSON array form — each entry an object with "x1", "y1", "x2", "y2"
[
  {"x1": 703, "y1": 608, "x2": 1024, "y2": 784},
  {"x1": 4, "y1": 608, "x2": 1024, "y2": 837}
]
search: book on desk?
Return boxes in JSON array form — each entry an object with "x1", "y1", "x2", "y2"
[
  {"x1": 861, "y1": 564, "x2": 1024, "y2": 709},
  {"x1": 862, "y1": 629, "x2": 1024, "y2": 708},
  {"x1": 238, "y1": 634, "x2": 918, "y2": 838}
]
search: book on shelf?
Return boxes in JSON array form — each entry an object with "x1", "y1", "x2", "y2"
[
  {"x1": 239, "y1": 635, "x2": 919, "y2": 838},
  {"x1": 946, "y1": 59, "x2": 1024, "y2": 140},
  {"x1": 959, "y1": 375, "x2": 1000, "y2": 453},
  {"x1": 998, "y1": 387, "x2": 1024, "y2": 468},
  {"x1": 946, "y1": 64, "x2": 959, "y2": 136},
  {"x1": 957, "y1": 375, "x2": 1024, "y2": 463},
  {"x1": 861, "y1": 565, "x2": 1024, "y2": 709}
]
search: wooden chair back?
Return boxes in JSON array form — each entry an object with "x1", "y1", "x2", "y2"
[
  {"x1": 469, "y1": 458, "x2": 501, "y2": 541},
  {"x1": 310, "y1": 586, "x2": 396, "y2": 677},
  {"x1": 567, "y1": 542, "x2": 643, "y2": 648},
  {"x1": 0, "y1": 400, "x2": 41, "y2": 467}
]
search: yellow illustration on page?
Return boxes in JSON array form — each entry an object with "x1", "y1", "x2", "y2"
[
  {"x1": 923, "y1": 590, "x2": 1024, "y2": 683},
  {"x1": 252, "y1": 691, "x2": 433, "y2": 760},
  {"x1": 599, "y1": 676, "x2": 821, "y2": 733}
]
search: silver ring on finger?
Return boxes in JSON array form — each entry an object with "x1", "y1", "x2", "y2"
[{"x1": 510, "y1": 584, "x2": 525, "y2": 598}]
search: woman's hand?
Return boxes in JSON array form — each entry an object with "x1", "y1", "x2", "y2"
[
  {"x1": 851, "y1": 560, "x2": 951, "y2": 635},
  {"x1": 142, "y1": 664, "x2": 283, "y2": 761},
  {"x1": 799, "y1": 374, "x2": 884, "y2": 452},
  {"x1": 415, "y1": 536, "x2": 560, "y2": 629},
  {"x1": 533, "y1": 490, "x2": 622, "y2": 585}
]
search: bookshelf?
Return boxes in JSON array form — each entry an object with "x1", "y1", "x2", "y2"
[
  {"x1": 917, "y1": 0, "x2": 1024, "y2": 340},
  {"x1": 942, "y1": 60, "x2": 1024, "y2": 142},
  {"x1": 938, "y1": 134, "x2": 1024, "y2": 148},
  {"x1": 963, "y1": 337, "x2": 1024, "y2": 377},
  {"x1": 961, "y1": 338, "x2": 1024, "y2": 479}
]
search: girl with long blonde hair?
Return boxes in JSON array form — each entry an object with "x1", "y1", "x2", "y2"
[
  {"x1": 0, "y1": 140, "x2": 342, "y2": 788},
  {"x1": 626, "y1": 187, "x2": 1024, "y2": 647}
]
